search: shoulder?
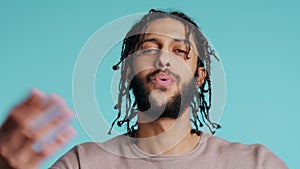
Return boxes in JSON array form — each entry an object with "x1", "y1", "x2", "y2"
[
  {"x1": 202, "y1": 134, "x2": 288, "y2": 169},
  {"x1": 49, "y1": 142, "x2": 102, "y2": 169},
  {"x1": 50, "y1": 135, "x2": 129, "y2": 169}
]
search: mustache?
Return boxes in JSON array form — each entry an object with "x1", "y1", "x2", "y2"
[{"x1": 146, "y1": 69, "x2": 181, "y2": 83}]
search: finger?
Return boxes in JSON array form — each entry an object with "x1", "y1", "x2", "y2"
[
  {"x1": 27, "y1": 102, "x2": 68, "y2": 134},
  {"x1": 23, "y1": 93, "x2": 74, "y2": 136},
  {"x1": 26, "y1": 126, "x2": 76, "y2": 169},
  {"x1": 8, "y1": 91, "x2": 50, "y2": 129},
  {"x1": 13, "y1": 90, "x2": 63, "y2": 122},
  {"x1": 39, "y1": 125, "x2": 76, "y2": 157},
  {"x1": 22, "y1": 88, "x2": 50, "y2": 109},
  {"x1": 47, "y1": 93, "x2": 67, "y2": 106},
  {"x1": 6, "y1": 125, "x2": 76, "y2": 169},
  {"x1": 1, "y1": 123, "x2": 76, "y2": 169},
  {"x1": 32, "y1": 123, "x2": 67, "y2": 153},
  {"x1": 30, "y1": 114, "x2": 75, "y2": 153},
  {"x1": 26, "y1": 104, "x2": 75, "y2": 140}
]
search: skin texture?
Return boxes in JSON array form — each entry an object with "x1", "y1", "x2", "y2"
[
  {"x1": 127, "y1": 18, "x2": 206, "y2": 155},
  {"x1": 0, "y1": 89, "x2": 76, "y2": 169}
]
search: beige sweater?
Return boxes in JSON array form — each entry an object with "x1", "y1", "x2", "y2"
[{"x1": 50, "y1": 132, "x2": 288, "y2": 169}]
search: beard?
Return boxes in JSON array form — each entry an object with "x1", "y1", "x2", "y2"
[{"x1": 129, "y1": 70, "x2": 197, "y2": 120}]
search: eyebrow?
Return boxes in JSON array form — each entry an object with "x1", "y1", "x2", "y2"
[
  {"x1": 142, "y1": 38, "x2": 158, "y2": 43},
  {"x1": 173, "y1": 38, "x2": 189, "y2": 44},
  {"x1": 142, "y1": 37, "x2": 190, "y2": 45}
]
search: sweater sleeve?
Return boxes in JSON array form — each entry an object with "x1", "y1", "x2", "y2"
[{"x1": 255, "y1": 144, "x2": 288, "y2": 169}]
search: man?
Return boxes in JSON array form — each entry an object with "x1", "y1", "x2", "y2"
[{"x1": 0, "y1": 9, "x2": 288, "y2": 169}]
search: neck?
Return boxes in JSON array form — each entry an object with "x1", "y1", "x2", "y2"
[{"x1": 136, "y1": 108, "x2": 200, "y2": 155}]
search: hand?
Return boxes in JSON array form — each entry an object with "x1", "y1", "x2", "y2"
[{"x1": 0, "y1": 89, "x2": 76, "y2": 169}]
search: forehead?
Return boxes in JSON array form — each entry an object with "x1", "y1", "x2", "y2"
[
  {"x1": 143, "y1": 17, "x2": 198, "y2": 53},
  {"x1": 145, "y1": 18, "x2": 187, "y2": 39}
]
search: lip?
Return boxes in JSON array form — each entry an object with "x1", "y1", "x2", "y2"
[{"x1": 150, "y1": 72, "x2": 174, "y2": 87}]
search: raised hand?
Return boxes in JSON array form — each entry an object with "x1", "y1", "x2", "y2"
[{"x1": 0, "y1": 89, "x2": 76, "y2": 169}]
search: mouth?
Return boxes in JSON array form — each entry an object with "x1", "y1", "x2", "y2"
[{"x1": 151, "y1": 73, "x2": 174, "y2": 86}]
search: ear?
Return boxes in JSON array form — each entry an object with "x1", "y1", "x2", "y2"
[{"x1": 195, "y1": 67, "x2": 206, "y2": 87}]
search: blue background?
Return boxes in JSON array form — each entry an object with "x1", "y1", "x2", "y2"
[{"x1": 0, "y1": 0, "x2": 299, "y2": 168}]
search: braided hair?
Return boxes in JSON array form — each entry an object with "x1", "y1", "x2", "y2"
[{"x1": 108, "y1": 9, "x2": 221, "y2": 136}]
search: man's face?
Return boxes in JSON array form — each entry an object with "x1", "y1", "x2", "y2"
[{"x1": 127, "y1": 17, "x2": 201, "y2": 121}]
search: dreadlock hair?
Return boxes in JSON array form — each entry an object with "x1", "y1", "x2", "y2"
[{"x1": 108, "y1": 9, "x2": 221, "y2": 137}]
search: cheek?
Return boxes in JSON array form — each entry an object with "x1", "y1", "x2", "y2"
[
  {"x1": 131, "y1": 69, "x2": 152, "y2": 85},
  {"x1": 129, "y1": 71, "x2": 149, "y2": 94},
  {"x1": 172, "y1": 59, "x2": 197, "y2": 83},
  {"x1": 189, "y1": 55, "x2": 198, "y2": 72},
  {"x1": 186, "y1": 56, "x2": 198, "y2": 78},
  {"x1": 132, "y1": 57, "x2": 156, "y2": 74}
]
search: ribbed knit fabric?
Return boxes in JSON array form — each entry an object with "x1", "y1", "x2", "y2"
[{"x1": 50, "y1": 132, "x2": 288, "y2": 169}]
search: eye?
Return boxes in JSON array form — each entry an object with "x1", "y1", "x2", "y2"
[
  {"x1": 172, "y1": 42, "x2": 189, "y2": 58},
  {"x1": 140, "y1": 41, "x2": 159, "y2": 50},
  {"x1": 174, "y1": 49, "x2": 188, "y2": 57},
  {"x1": 135, "y1": 48, "x2": 160, "y2": 57},
  {"x1": 142, "y1": 48, "x2": 160, "y2": 54}
]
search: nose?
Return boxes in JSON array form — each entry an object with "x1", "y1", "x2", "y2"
[{"x1": 155, "y1": 50, "x2": 171, "y2": 68}]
